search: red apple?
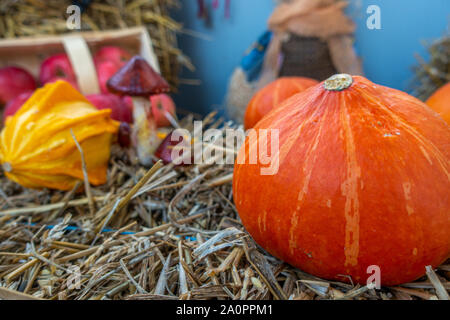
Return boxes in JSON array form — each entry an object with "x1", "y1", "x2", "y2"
[
  {"x1": 40, "y1": 54, "x2": 77, "y2": 86},
  {"x1": 87, "y1": 93, "x2": 132, "y2": 123},
  {"x1": 95, "y1": 60, "x2": 121, "y2": 94},
  {"x1": 94, "y1": 46, "x2": 131, "y2": 66},
  {"x1": 0, "y1": 67, "x2": 36, "y2": 105},
  {"x1": 45, "y1": 77, "x2": 79, "y2": 90},
  {"x1": 2, "y1": 91, "x2": 33, "y2": 123},
  {"x1": 150, "y1": 94, "x2": 177, "y2": 127},
  {"x1": 40, "y1": 54, "x2": 77, "y2": 87},
  {"x1": 94, "y1": 47, "x2": 131, "y2": 93},
  {"x1": 122, "y1": 96, "x2": 133, "y2": 110}
]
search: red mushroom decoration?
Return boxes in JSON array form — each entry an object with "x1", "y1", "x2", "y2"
[
  {"x1": 155, "y1": 130, "x2": 193, "y2": 166},
  {"x1": 107, "y1": 56, "x2": 170, "y2": 165}
]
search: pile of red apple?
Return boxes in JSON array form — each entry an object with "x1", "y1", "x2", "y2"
[{"x1": 0, "y1": 46, "x2": 176, "y2": 128}]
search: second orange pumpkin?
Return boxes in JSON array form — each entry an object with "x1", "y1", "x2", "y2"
[
  {"x1": 244, "y1": 77, "x2": 318, "y2": 129},
  {"x1": 426, "y1": 82, "x2": 450, "y2": 125}
]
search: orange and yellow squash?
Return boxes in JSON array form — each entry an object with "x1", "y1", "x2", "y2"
[
  {"x1": 244, "y1": 77, "x2": 319, "y2": 129},
  {"x1": 233, "y1": 74, "x2": 450, "y2": 286},
  {"x1": 0, "y1": 80, "x2": 119, "y2": 190},
  {"x1": 426, "y1": 82, "x2": 450, "y2": 124}
]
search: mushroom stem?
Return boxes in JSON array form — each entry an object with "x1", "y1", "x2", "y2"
[{"x1": 132, "y1": 97, "x2": 159, "y2": 166}]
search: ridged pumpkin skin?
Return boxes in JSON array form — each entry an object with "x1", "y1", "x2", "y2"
[
  {"x1": 244, "y1": 77, "x2": 318, "y2": 129},
  {"x1": 426, "y1": 82, "x2": 450, "y2": 125},
  {"x1": 0, "y1": 81, "x2": 119, "y2": 191},
  {"x1": 233, "y1": 75, "x2": 450, "y2": 286}
]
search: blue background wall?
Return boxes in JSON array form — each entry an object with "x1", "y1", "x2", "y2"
[{"x1": 173, "y1": 0, "x2": 449, "y2": 115}]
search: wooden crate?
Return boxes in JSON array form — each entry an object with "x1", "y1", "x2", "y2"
[{"x1": 0, "y1": 26, "x2": 160, "y2": 95}]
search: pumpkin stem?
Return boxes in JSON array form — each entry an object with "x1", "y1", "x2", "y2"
[
  {"x1": 2, "y1": 162, "x2": 12, "y2": 173},
  {"x1": 323, "y1": 74, "x2": 353, "y2": 91}
]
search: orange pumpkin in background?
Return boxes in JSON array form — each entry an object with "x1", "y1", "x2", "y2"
[
  {"x1": 0, "y1": 81, "x2": 119, "y2": 191},
  {"x1": 233, "y1": 74, "x2": 450, "y2": 286},
  {"x1": 426, "y1": 82, "x2": 450, "y2": 125},
  {"x1": 244, "y1": 77, "x2": 318, "y2": 129}
]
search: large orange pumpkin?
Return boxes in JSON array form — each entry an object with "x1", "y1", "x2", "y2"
[
  {"x1": 426, "y1": 82, "x2": 450, "y2": 124},
  {"x1": 233, "y1": 74, "x2": 450, "y2": 286},
  {"x1": 244, "y1": 77, "x2": 318, "y2": 129},
  {"x1": 0, "y1": 80, "x2": 119, "y2": 191}
]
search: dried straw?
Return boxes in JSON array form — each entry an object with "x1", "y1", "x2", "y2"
[
  {"x1": 0, "y1": 0, "x2": 190, "y2": 87},
  {"x1": 411, "y1": 35, "x2": 450, "y2": 101},
  {"x1": 0, "y1": 114, "x2": 448, "y2": 300}
]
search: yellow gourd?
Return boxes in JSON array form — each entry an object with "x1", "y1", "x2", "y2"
[{"x1": 0, "y1": 80, "x2": 119, "y2": 190}]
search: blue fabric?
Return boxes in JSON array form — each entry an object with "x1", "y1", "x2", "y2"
[
  {"x1": 240, "y1": 31, "x2": 272, "y2": 82},
  {"x1": 20, "y1": 223, "x2": 198, "y2": 240}
]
